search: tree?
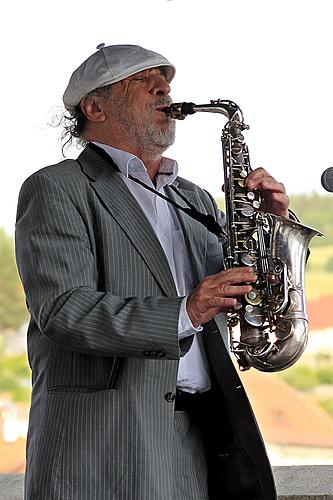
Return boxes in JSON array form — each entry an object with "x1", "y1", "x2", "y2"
[{"x1": 0, "y1": 228, "x2": 28, "y2": 330}]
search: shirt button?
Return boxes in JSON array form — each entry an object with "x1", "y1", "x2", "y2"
[{"x1": 165, "y1": 392, "x2": 176, "y2": 403}]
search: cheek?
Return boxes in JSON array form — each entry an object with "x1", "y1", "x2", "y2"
[{"x1": 122, "y1": 81, "x2": 145, "y2": 103}]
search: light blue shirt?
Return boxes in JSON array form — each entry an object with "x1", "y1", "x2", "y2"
[{"x1": 94, "y1": 142, "x2": 211, "y2": 393}]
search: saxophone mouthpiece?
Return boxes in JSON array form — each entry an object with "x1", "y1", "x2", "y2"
[{"x1": 164, "y1": 102, "x2": 196, "y2": 120}]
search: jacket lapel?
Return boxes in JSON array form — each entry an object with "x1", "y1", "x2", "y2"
[
  {"x1": 77, "y1": 146, "x2": 177, "y2": 297},
  {"x1": 165, "y1": 182, "x2": 207, "y2": 286}
]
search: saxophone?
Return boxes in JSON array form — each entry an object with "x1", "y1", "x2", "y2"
[{"x1": 165, "y1": 100, "x2": 322, "y2": 372}]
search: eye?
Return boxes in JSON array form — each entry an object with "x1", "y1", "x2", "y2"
[{"x1": 132, "y1": 77, "x2": 147, "y2": 83}]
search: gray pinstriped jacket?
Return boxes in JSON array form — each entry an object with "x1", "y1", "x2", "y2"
[{"x1": 15, "y1": 145, "x2": 276, "y2": 499}]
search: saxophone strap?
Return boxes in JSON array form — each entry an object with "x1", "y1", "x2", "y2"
[
  {"x1": 130, "y1": 177, "x2": 226, "y2": 239},
  {"x1": 88, "y1": 142, "x2": 226, "y2": 239}
]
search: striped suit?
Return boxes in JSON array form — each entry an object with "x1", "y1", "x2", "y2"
[{"x1": 15, "y1": 145, "x2": 276, "y2": 499}]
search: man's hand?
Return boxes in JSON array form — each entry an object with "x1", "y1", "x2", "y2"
[
  {"x1": 245, "y1": 167, "x2": 289, "y2": 217},
  {"x1": 186, "y1": 267, "x2": 257, "y2": 327}
]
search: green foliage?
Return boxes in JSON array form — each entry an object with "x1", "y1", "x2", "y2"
[
  {"x1": 0, "y1": 228, "x2": 28, "y2": 329},
  {"x1": 288, "y1": 192, "x2": 333, "y2": 247},
  {"x1": 316, "y1": 367, "x2": 333, "y2": 385},
  {"x1": 0, "y1": 342, "x2": 31, "y2": 402},
  {"x1": 280, "y1": 365, "x2": 320, "y2": 391},
  {"x1": 325, "y1": 256, "x2": 333, "y2": 272},
  {"x1": 319, "y1": 399, "x2": 333, "y2": 417},
  {"x1": 216, "y1": 192, "x2": 333, "y2": 247},
  {"x1": 279, "y1": 350, "x2": 333, "y2": 392},
  {"x1": 278, "y1": 352, "x2": 333, "y2": 419}
]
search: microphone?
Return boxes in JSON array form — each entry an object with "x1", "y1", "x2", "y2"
[{"x1": 321, "y1": 167, "x2": 333, "y2": 192}]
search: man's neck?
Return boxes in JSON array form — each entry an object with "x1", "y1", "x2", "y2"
[{"x1": 87, "y1": 134, "x2": 165, "y2": 181}]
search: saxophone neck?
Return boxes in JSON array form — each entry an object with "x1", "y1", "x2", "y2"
[{"x1": 164, "y1": 99, "x2": 247, "y2": 126}]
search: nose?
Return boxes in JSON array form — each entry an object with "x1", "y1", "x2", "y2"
[{"x1": 150, "y1": 75, "x2": 171, "y2": 96}]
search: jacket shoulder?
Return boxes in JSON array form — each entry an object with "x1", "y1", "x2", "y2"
[{"x1": 22, "y1": 157, "x2": 85, "y2": 186}]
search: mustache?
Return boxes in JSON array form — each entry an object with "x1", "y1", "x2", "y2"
[{"x1": 148, "y1": 97, "x2": 173, "y2": 110}]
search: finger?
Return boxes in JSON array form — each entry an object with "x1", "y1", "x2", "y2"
[
  {"x1": 211, "y1": 268, "x2": 257, "y2": 286},
  {"x1": 257, "y1": 179, "x2": 286, "y2": 194},
  {"x1": 247, "y1": 175, "x2": 279, "y2": 192},
  {"x1": 268, "y1": 192, "x2": 289, "y2": 206},
  {"x1": 210, "y1": 296, "x2": 238, "y2": 308},
  {"x1": 246, "y1": 167, "x2": 268, "y2": 179},
  {"x1": 245, "y1": 167, "x2": 270, "y2": 186},
  {"x1": 209, "y1": 296, "x2": 241, "y2": 310},
  {"x1": 246, "y1": 168, "x2": 286, "y2": 194},
  {"x1": 215, "y1": 283, "x2": 253, "y2": 296},
  {"x1": 260, "y1": 192, "x2": 289, "y2": 217}
]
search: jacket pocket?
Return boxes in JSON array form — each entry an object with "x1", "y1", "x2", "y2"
[{"x1": 48, "y1": 356, "x2": 123, "y2": 393}]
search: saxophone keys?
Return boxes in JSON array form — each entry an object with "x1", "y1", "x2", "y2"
[
  {"x1": 241, "y1": 206, "x2": 255, "y2": 217},
  {"x1": 240, "y1": 252, "x2": 256, "y2": 266},
  {"x1": 245, "y1": 289, "x2": 262, "y2": 306},
  {"x1": 246, "y1": 191, "x2": 261, "y2": 210},
  {"x1": 244, "y1": 305, "x2": 265, "y2": 327}
]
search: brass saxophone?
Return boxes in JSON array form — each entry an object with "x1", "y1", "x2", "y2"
[{"x1": 165, "y1": 100, "x2": 322, "y2": 372}]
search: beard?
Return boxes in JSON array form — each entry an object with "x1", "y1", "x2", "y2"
[
  {"x1": 109, "y1": 95, "x2": 176, "y2": 152},
  {"x1": 144, "y1": 117, "x2": 176, "y2": 149}
]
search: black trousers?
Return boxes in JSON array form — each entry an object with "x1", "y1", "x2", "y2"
[{"x1": 175, "y1": 387, "x2": 261, "y2": 500}]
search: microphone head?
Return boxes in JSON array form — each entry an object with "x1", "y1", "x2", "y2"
[{"x1": 321, "y1": 167, "x2": 333, "y2": 192}]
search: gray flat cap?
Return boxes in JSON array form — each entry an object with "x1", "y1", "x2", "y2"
[{"x1": 63, "y1": 43, "x2": 176, "y2": 112}]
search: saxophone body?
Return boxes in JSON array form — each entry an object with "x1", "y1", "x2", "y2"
[{"x1": 165, "y1": 100, "x2": 322, "y2": 372}]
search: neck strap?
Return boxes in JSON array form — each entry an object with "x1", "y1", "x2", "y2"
[{"x1": 87, "y1": 142, "x2": 226, "y2": 239}]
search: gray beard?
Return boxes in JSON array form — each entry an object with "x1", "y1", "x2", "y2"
[
  {"x1": 144, "y1": 121, "x2": 176, "y2": 150},
  {"x1": 109, "y1": 96, "x2": 176, "y2": 152}
]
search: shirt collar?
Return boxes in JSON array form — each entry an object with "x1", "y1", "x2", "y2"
[{"x1": 93, "y1": 142, "x2": 178, "y2": 190}]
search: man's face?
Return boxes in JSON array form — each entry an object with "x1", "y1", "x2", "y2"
[{"x1": 104, "y1": 68, "x2": 175, "y2": 151}]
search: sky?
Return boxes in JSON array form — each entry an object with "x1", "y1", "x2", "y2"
[{"x1": 1, "y1": 0, "x2": 333, "y2": 235}]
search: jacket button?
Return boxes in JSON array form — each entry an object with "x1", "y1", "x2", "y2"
[
  {"x1": 154, "y1": 350, "x2": 166, "y2": 358},
  {"x1": 165, "y1": 392, "x2": 176, "y2": 403}
]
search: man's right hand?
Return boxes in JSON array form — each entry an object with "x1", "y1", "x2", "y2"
[{"x1": 186, "y1": 267, "x2": 257, "y2": 327}]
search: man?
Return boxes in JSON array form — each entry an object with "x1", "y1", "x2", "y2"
[{"x1": 16, "y1": 44, "x2": 289, "y2": 499}]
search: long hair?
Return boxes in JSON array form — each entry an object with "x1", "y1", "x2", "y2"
[{"x1": 61, "y1": 84, "x2": 113, "y2": 153}]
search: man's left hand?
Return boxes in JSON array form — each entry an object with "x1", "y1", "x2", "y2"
[{"x1": 245, "y1": 167, "x2": 289, "y2": 218}]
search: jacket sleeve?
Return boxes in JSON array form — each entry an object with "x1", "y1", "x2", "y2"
[{"x1": 15, "y1": 172, "x2": 187, "y2": 359}]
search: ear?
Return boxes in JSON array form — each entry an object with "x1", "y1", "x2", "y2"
[{"x1": 80, "y1": 96, "x2": 106, "y2": 123}]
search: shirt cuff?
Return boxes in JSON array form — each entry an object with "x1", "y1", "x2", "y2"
[{"x1": 178, "y1": 296, "x2": 203, "y2": 340}]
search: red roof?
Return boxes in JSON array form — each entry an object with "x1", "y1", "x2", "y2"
[
  {"x1": 307, "y1": 295, "x2": 333, "y2": 330},
  {"x1": 238, "y1": 369, "x2": 333, "y2": 447}
]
